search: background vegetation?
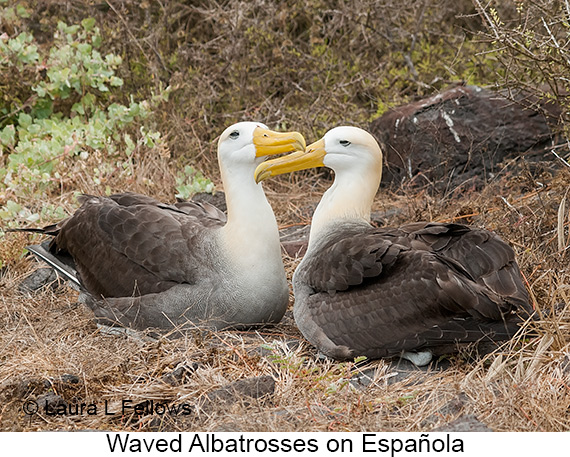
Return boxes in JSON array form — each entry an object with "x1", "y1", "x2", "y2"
[
  {"x1": 1, "y1": 0, "x2": 569, "y2": 432},
  {"x1": 0, "y1": 0, "x2": 509, "y2": 225}
]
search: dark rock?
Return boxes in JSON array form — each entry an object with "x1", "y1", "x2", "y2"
[
  {"x1": 36, "y1": 392, "x2": 67, "y2": 411},
  {"x1": 149, "y1": 376, "x2": 277, "y2": 430},
  {"x1": 420, "y1": 393, "x2": 469, "y2": 428},
  {"x1": 370, "y1": 84, "x2": 560, "y2": 193},
  {"x1": 147, "y1": 415, "x2": 180, "y2": 432},
  {"x1": 433, "y1": 414, "x2": 494, "y2": 432},
  {"x1": 436, "y1": 393, "x2": 468, "y2": 418},
  {"x1": 198, "y1": 376, "x2": 276, "y2": 412},
  {"x1": 60, "y1": 374, "x2": 80, "y2": 384},
  {"x1": 212, "y1": 422, "x2": 243, "y2": 432},
  {"x1": 370, "y1": 208, "x2": 407, "y2": 227},
  {"x1": 4, "y1": 377, "x2": 49, "y2": 400},
  {"x1": 213, "y1": 375, "x2": 275, "y2": 401},
  {"x1": 18, "y1": 268, "x2": 59, "y2": 294},
  {"x1": 349, "y1": 367, "x2": 378, "y2": 389},
  {"x1": 161, "y1": 362, "x2": 200, "y2": 386},
  {"x1": 281, "y1": 240, "x2": 308, "y2": 258},
  {"x1": 560, "y1": 354, "x2": 570, "y2": 376}
]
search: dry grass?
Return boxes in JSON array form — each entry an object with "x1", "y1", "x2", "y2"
[
  {"x1": 1, "y1": 164, "x2": 570, "y2": 432},
  {"x1": 1, "y1": 0, "x2": 570, "y2": 433}
]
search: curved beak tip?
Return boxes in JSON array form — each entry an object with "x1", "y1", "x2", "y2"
[{"x1": 254, "y1": 166, "x2": 271, "y2": 184}]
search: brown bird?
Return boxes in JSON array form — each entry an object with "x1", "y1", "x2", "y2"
[
  {"x1": 20, "y1": 122, "x2": 305, "y2": 331},
  {"x1": 255, "y1": 126, "x2": 533, "y2": 365}
]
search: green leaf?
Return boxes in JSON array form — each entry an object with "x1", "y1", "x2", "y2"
[
  {"x1": 81, "y1": 17, "x2": 96, "y2": 32},
  {"x1": 18, "y1": 113, "x2": 32, "y2": 128},
  {"x1": 129, "y1": 103, "x2": 140, "y2": 117},
  {"x1": 91, "y1": 34, "x2": 102, "y2": 48},
  {"x1": 124, "y1": 133, "x2": 135, "y2": 156},
  {"x1": 31, "y1": 98, "x2": 53, "y2": 119},
  {"x1": 26, "y1": 123, "x2": 41, "y2": 136},
  {"x1": 58, "y1": 22, "x2": 80, "y2": 36},
  {"x1": 0, "y1": 125, "x2": 16, "y2": 147},
  {"x1": 110, "y1": 76, "x2": 123, "y2": 87},
  {"x1": 105, "y1": 54, "x2": 122, "y2": 67},
  {"x1": 77, "y1": 42, "x2": 92, "y2": 55},
  {"x1": 82, "y1": 93, "x2": 96, "y2": 111},
  {"x1": 16, "y1": 4, "x2": 30, "y2": 18},
  {"x1": 34, "y1": 85, "x2": 47, "y2": 98},
  {"x1": 72, "y1": 102, "x2": 85, "y2": 115}
]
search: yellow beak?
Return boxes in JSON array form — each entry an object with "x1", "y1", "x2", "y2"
[
  {"x1": 254, "y1": 138, "x2": 326, "y2": 183},
  {"x1": 253, "y1": 127, "x2": 306, "y2": 158}
]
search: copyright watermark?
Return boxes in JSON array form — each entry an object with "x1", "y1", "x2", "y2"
[
  {"x1": 21, "y1": 398, "x2": 193, "y2": 417},
  {"x1": 22, "y1": 400, "x2": 39, "y2": 415}
]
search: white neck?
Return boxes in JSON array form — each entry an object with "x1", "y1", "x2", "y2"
[
  {"x1": 308, "y1": 167, "x2": 380, "y2": 252},
  {"x1": 218, "y1": 160, "x2": 283, "y2": 270}
]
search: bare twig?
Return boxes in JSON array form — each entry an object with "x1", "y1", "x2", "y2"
[
  {"x1": 552, "y1": 150, "x2": 570, "y2": 168},
  {"x1": 558, "y1": 189, "x2": 570, "y2": 253}
]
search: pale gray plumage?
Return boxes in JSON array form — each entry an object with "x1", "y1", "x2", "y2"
[{"x1": 17, "y1": 122, "x2": 306, "y2": 331}]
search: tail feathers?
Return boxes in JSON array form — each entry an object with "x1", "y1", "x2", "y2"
[
  {"x1": 7, "y1": 227, "x2": 47, "y2": 234},
  {"x1": 26, "y1": 243, "x2": 83, "y2": 291},
  {"x1": 6, "y1": 223, "x2": 60, "y2": 236}
]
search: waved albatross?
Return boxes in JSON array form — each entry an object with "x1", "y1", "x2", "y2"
[
  {"x1": 255, "y1": 126, "x2": 533, "y2": 365},
  {"x1": 20, "y1": 122, "x2": 305, "y2": 331}
]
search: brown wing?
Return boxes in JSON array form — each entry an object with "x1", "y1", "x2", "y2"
[
  {"x1": 298, "y1": 222, "x2": 532, "y2": 358},
  {"x1": 301, "y1": 224, "x2": 407, "y2": 293},
  {"x1": 382, "y1": 222, "x2": 531, "y2": 310},
  {"x1": 49, "y1": 192, "x2": 226, "y2": 298}
]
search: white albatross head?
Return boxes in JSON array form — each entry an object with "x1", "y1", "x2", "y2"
[
  {"x1": 254, "y1": 126, "x2": 384, "y2": 244},
  {"x1": 215, "y1": 121, "x2": 306, "y2": 267},
  {"x1": 217, "y1": 122, "x2": 306, "y2": 173},
  {"x1": 254, "y1": 125, "x2": 382, "y2": 182}
]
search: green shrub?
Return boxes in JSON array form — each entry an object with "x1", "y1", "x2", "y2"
[
  {"x1": 175, "y1": 165, "x2": 214, "y2": 201},
  {"x1": 0, "y1": 10, "x2": 168, "y2": 226}
]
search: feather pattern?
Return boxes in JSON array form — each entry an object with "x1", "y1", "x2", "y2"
[
  {"x1": 255, "y1": 125, "x2": 533, "y2": 361},
  {"x1": 48, "y1": 193, "x2": 225, "y2": 298},
  {"x1": 16, "y1": 122, "x2": 304, "y2": 331},
  {"x1": 295, "y1": 220, "x2": 532, "y2": 359}
]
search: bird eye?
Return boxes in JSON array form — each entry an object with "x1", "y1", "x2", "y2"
[
  {"x1": 229, "y1": 131, "x2": 240, "y2": 139},
  {"x1": 340, "y1": 140, "x2": 351, "y2": 147}
]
